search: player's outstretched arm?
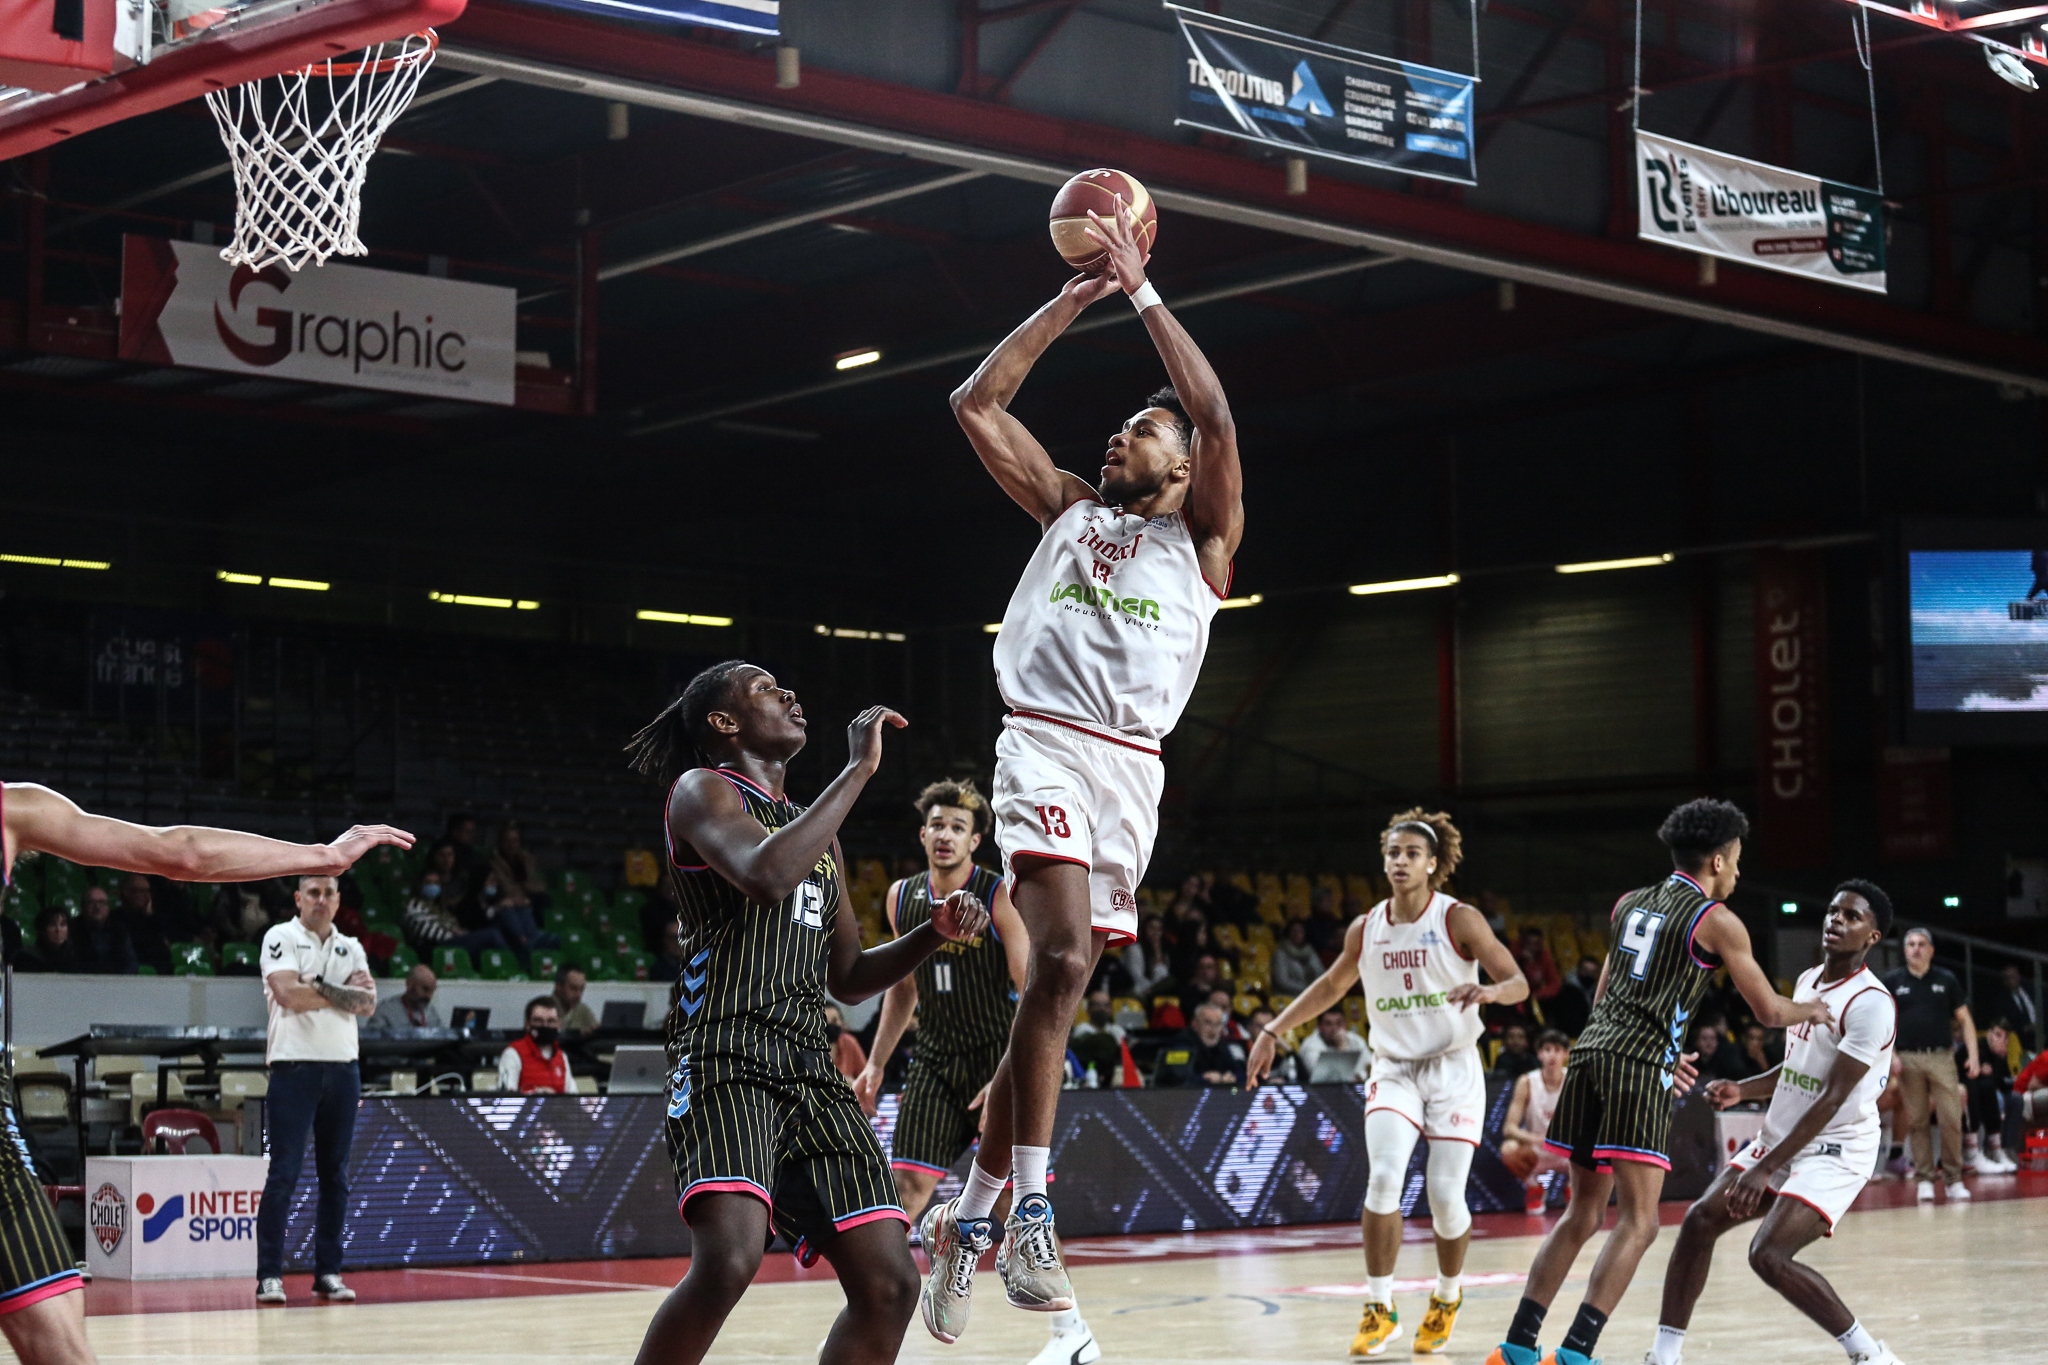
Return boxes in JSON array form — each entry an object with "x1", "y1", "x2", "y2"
[
  {"x1": 1696, "y1": 905, "x2": 1831, "y2": 1031},
  {"x1": 852, "y1": 880, "x2": 919, "y2": 1113},
  {"x1": 951, "y1": 276, "x2": 1118, "y2": 527},
  {"x1": 1086, "y1": 200, "x2": 1243, "y2": 578},
  {"x1": 1246, "y1": 916, "x2": 1365, "y2": 1087},
  {"x1": 1445, "y1": 901, "x2": 1531, "y2": 1010},
  {"x1": 827, "y1": 859, "x2": 991, "y2": 1005},
  {"x1": 669, "y1": 706, "x2": 903, "y2": 907},
  {"x1": 4, "y1": 782, "x2": 413, "y2": 881}
]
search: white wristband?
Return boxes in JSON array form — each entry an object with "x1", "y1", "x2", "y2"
[{"x1": 1129, "y1": 280, "x2": 1162, "y2": 313}]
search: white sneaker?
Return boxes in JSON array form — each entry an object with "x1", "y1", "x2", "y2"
[
  {"x1": 312, "y1": 1274, "x2": 355, "y2": 1301},
  {"x1": 1849, "y1": 1343, "x2": 1902, "y2": 1365},
  {"x1": 918, "y1": 1197, "x2": 995, "y2": 1345},
  {"x1": 1991, "y1": 1149, "x2": 2019, "y2": 1173},
  {"x1": 1027, "y1": 1320, "x2": 1102, "y2": 1365},
  {"x1": 255, "y1": 1277, "x2": 287, "y2": 1305},
  {"x1": 998, "y1": 1194, "x2": 1075, "y2": 1312},
  {"x1": 1915, "y1": 1180, "x2": 1935, "y2": 1202},
  {"x1": 1945, "y1": 1181, "x2": 1971, "y2": 1202}
]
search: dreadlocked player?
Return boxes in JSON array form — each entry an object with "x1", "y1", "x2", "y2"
[{"x1": 1248, "y1": 809, "x2": 1527, "y2": 1356}]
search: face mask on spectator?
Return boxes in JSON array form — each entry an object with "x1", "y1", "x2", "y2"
[
  {"x1": 420, "y1": 883, "x2": 442, "y2": 900},
  {"x1": 529, "y1": 1025, "x2": 559, "y2": 1047}
]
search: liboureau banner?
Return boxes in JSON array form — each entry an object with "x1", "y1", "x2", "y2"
[
  {"x1": 1635, "y1": 130, "x2": 1885, "y2": 294},
  {"x1": 119, "y1": 236, "x2": 517, "y2": 404},
  {"x1": 1170, "y1": 3, "x2": 1477, "y2": 186}
]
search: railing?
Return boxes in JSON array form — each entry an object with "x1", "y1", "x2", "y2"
[{"x1": 1933, "y1": 927, "x2": 2047, "y2": 1045}]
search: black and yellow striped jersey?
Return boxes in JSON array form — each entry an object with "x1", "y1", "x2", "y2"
[
  {"x1": 895, "y1": 866, "x2": 1014, "y2": 1058},
  {"x1": 664, "y1": 767, "x2": 842, "y2": 1070},
  {"x1": 1572, "y1": 871, "x2": 1726, "y2": 1071}
]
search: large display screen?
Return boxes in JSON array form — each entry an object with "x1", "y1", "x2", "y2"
[{"x1": 1900, "y1": 523, "x2": 2048, "y2": 741}]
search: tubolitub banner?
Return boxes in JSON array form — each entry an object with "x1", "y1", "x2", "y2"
[
  {"x1": 119, "y1": 236, "x2": 517, "y2": 405},
  {"x1": 1169, "y1": 3, "x2": 1477, "y2": 185},
  {"x1": 1636, "y1": 131, "x2": 1886, "y2": 294}
]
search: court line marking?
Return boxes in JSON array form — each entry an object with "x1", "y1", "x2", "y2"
[
  {"x1": 409, "y1": 1268, "x2": 667, "y2": 1292},
  {"x1": 1287, "y1": 1270, "x2": 1529, "y2": 1296}
]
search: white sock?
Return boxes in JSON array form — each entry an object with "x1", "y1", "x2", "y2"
[
  {"x1": 1651, "y1": 1325, "x2": 1686, "y2": 1365},
  {"x1": 1838, "y1": 1320, "x2": 1879, "y2": 1359},
  {"x1": 1366, "y1": 1274, "x2": 1394, "y2": 1308},
  {"x1": 1436, "y1": 1272, "x2": 1461, "y2": 1302},
  {"x1": 957, "y1": 1162, "x2": 1009, "y2": 1221},
  {"x1": 1012, "y1": 1145, "x2": 1051, "y2": 1204},
  {"x1": 1049, "y1": 1307, "x2": 1085, "y2": 1335}
]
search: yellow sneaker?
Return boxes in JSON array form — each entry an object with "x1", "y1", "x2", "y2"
[
  {"x1": 1412, "y1": 1292, "x2": 1462, "y2": 1353},
  {"x1": 1351, "y1": 1302, "x2": 1403, "y2": 1357}
]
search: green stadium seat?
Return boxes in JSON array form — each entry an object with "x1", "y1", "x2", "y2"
[
  {"x1": 477, "y1": 949, "x2": 519, "y2": 981},
  {"x1": 173, "y1": 958, "x2": 214, "y2": 977},
  {"x1": 169, "y1": 942, "x2": 212, "y2": 973},
  {"x1": 613, "y1": 888, "x2": 647, "y2": 917},
  {"x1": 384, "y1": 944, "x2": 419, "y2": 978},
  {"x1": 221, "y1": 942, "x2": 259, "y2": 973},
  {"x1": 555, "y1": 929, "x2": 594, "y2": 967},
  {"x1": 433, "y1": 946, "x2": 476, "y2": 979},
  {"x1": 621, "y1": 950, "x2": 655, "y2": 980},
  {"x1": 531, "y1": 950, "x2": 561, "y2": 981},
  {"x1": 543, "y1": 906, "x2": 586, "y2": 936},
  {"x1": 136, "y1": 965, "x2": 157, "y2": 976},
  {"x1": 580, "y1": 955, "x2": 615, "y2": 983}
]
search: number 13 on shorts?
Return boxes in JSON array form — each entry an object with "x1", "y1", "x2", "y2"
[{"x1": 1035, "y1": 804, "x2": 1072, "y2": 838}]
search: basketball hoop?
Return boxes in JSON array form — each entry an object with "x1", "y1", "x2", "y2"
[{"x1": 204, "y1": 28, "x2": 439, "y2": 271}]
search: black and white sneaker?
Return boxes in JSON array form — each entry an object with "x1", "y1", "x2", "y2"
[
  {"x1": 313, "y1": 1274, "x2": 356, "y2": 1302},
  {"x1": 256, "y1": 1277, "x2": 287, "y2": 1305}
]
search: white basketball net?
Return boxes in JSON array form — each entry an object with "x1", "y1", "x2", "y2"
[{"x1": 204, "y1": 30, "x2": 438, "y2": 272}]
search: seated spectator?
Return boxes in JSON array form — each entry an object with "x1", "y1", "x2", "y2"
[
  {"x1": 1549, "y1": 955, "x2": 1601, "y2": 1036},
  {"x1": 1202, "y1": 987, "x2": 1249, "y2": 1043},
  {"x1": 824, "y1": 1005, "x2": 867, "y2": 1080},
  {"x1": 491, "y1": 824, "x2": 551, "y2": 912},
  {"x1": 1154, "y1": 1002, "x2": 1246, "y2": 1088},
  {"x1": 1121, "y1": 915, "x2": 1174, "y2": 1000},
  {"x1": 1491, "y1": 1021, "x2": 1538, "y2": 1079},
  {"x1": 1070, "y1": 989, "x2": 1126, "y2": 1083},
  {"x1": 1270, "y1": 918, "x2": 1323, "y2": 998},
  {"x1": 403, "y1": 870, "x2": 510, "y2": 961},
  {"x1": 650, "y1": 920, "x2": 687, "y2": 984},
  {"x1": 1167, "y1": 873, "x2": 1211, "y2": 930},
  {"x1": 1170, "y1": 916, "x2": 1229, "y2": 984},
  {"x1": 17, "y1": 907, "x2": 78, "y2": 973},
  {"x1": 424, "y1": 841, "x2": 484, "y2": 929},
  {"x1": 478, "y1": 875, "x2": 556, "y2": 965},
  {"x1": 1512, "y1": 927, "x2": 1562, "y2": 1003},
  {"x1": 121, "y1": 872, "x2": 198, "y2": 976},
  {"x1": 1296, "y1": 1007, "x2": 1371, "y2": 1083},
  {"x1": 73, "y1": 886, "x2": 137, "y2": 974},
  {"x1": 1740, "y1": 1020, "x2": 1781, "y2": 1075},
  {"x1": 498, "y1": 997, "x2": 577, "y2": 1094},
  {"x1": 1500, "y1": 1029, "x2": 1573, "y2": 1211},
  {"x1": 1963, "y1": 1019, "x2": 2020, "y2": 1172},
  {"x1": 366, "y1": 965, "x2": 443, "y2": 1032},
  {"x1": 1179, "y1": 952, "x2": 1226, "y2": 1005},
  {"x1": 1246, "y1": 1006, "x2": 1300, "y2": 1085},
  {"x1": 1687, "y1": 1022, "x2": 1732, "y2": 1084},
  {"x1": 553, "y1": 964, "x2": 599, "y2": 1036}
]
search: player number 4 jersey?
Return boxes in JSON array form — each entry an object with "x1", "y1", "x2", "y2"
[
  {"x1": 993, "y1": 499, "x2": 1224, "y2": 743},
  {"x1": 1757, "y1": 964, "x2": 1896, "y2": 1154},
  {"x1": 1357, "y1": 892, "x2": 1483, "y2": 1061}
]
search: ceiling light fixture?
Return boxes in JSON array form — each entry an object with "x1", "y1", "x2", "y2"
[
  {"x1": 431, "y1": 592, "x2": 538, "y2": 610},
  {"x1": 1348, "y1": 573, "x2": 1460, "y2": 596},
  {"x1": 268, "y1": 577, "x2": 330, "y2": 592},
  {"x1": 815, "y1": 624, "x2": 906, "y2": 642},
  {"x1": 1555, "y1": 553, "x2": 1675, "y2": 574},
  {"x1": 637, "y1": 609, "x2": 734, "y2": 627},
  {"x1": 983, "y1": 623, "x2": 1002, "y2": 634},
  {"x1": 834, "y1": 348, "x2": 882, "y2": 371},
  {"x1": 4, "y1": 553, "x2": 110, "y2": 570}
]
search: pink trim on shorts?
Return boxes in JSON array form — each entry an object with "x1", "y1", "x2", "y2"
[
  {"x1": 679, "y1": 1178, "x2": 772, "y2": 1218},
  {"x1": 890, "y1": 1158, "x2": 951, "y2": 1175},
  {"x1": 1592, "y1": 1145, "x2": 1671, "y2": 1171},
  {"x1": 1008, "y1": 710, "x2": 1161, "y2": 756},
  {"x1": 833, "y1": 1206, "x2": 911, "y2": 1233},
  {"x1": 0, "y1": 1271, "x2": 82, "y2": 1316}
]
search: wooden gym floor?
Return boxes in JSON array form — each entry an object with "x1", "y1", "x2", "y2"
[{"x1": 56, "y1": 1173, "x2": 2048, "y2": 1363}]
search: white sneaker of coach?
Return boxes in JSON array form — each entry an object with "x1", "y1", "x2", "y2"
[
  {"x1": 1944, "y1": 1181, "x2": 1972, "y2": 1202},
  {"x1": 1915, "y1": 1180, "x2": 1935, "y2": 1202}
]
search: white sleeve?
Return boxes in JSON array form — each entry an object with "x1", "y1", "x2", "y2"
[
  {"x1": 497, "y1": 1047, "x2": 521, "y2": 1093},
  {"x1": 1838, "y1": 989, "x2": 1895, "y2": 1067},
  {"x1": 564, "y1": 1063, "x2": 577, "y2": 1095}
]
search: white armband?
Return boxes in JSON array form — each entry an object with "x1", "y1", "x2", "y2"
[{"x1": 1129, "y1": 280, "x2": 1162, "y2": 313}]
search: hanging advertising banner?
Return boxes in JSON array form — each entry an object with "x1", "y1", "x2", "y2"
[
  {"x1": 1168, "y1": 3, "x2": 1477, "y2": 186},
  {"x1": 1636, "y1": 131, "x2": 1886, "y2": 293},
  {"x1": 1754, "y1": 549, "x2": 1832, "y2": 867},
  {"x1": 511, "y1": 0, "x2": 774, "y2": 35},
  {"x1": 118, "y1": 236, "x2": 517, "y2": 405}
]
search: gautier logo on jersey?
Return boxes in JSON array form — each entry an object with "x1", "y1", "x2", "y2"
[
  {"x1": 1049, "y1": 583, "x2": 1162, "y2": 620},
  {"x1": 1777, "y1": 1066, "x2": 1826, "y2": 1095},
  {"x1": 134, "y1": 1187, "x2": 262, "y2": 1244},
  {"x1": 1373, "y1": 989, "x2": 1454, "y2": 1012}
]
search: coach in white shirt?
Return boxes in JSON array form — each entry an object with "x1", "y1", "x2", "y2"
[{"x1": 255, "y1": 875, "x2": 377, "y2": 1307}]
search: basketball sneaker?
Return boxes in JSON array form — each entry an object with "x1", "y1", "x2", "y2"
[
  {"x1": 1848, "y1": 1344, "x2": 1902, "y2": 1365},
  {"x1": 313, "y1": 1274, "x2": 355, "y2": 1302},
  {"x1": 1915, "y1": 1180, "x2": 1935, "y2": 1202},
  {"x1": 1412, "y1": 1293, "x2": 1461, "y2": 1353},
  {"x1": 1483, "y1": 1346, "x2": 1541, "y2": 1365},
  {"x1": 255, "y1": 1277, "x2": 287, "y2": 1305},
  {"x1": 1350, "y1": 1301, "x2": 1402, "y2": 1356},
  {"x1": 919, "y1": 1197, "x2": 994, "y2": 1344},
  {"x1": 1026, "y1": 1316, "x2": 1102, "y2": 1365},
  {"x1": 998, "y1": 1194, "x2": 1075, "y2": 1311},
  {"x1": 1944, "y1": 1181, "x2": 1971, "y2": 1201},
  {"x1": 1539, "y1": 1349, "x2": 1599, "y2": 1365}
]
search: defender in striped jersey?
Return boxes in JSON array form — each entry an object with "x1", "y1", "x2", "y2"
[
  {"x1": 1490, "y1": 799, "x2": 1829, "y2": 1365},
  {"x1": 0, "y1": 781, "x2": 411, "y2": 1365},
  {"x1": 624, "y1": 662, "x2": 991, "y2": 1365},
  {"x1": 1650, "y1": 881, "x2": 1903, "y2": 1365}
]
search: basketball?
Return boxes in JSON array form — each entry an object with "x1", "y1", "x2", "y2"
[{"x1": 1049, "y1": 168, "x2": 1158, "y2": 272}]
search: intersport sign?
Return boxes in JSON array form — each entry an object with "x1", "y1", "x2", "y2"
[{"x1": 119, "y1": 236, "x2": 517, "y2": 405}]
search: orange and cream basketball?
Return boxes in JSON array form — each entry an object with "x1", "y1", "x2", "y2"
[{"x1": 1048, "y1": 168, "x2": 1157, "y2": 272}]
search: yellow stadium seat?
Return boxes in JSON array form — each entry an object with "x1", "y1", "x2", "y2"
[
  {"x1": 1343, "y1": 997, "x2": 1368, "y2": 1028},
  {"x1": 1245, "y1": 923, "x2": 1275, "y2": 948},
  {"x1": 1232, "y1": 991, "x2": 1262, "y2": 1017},
  {"x1": 1266, "y1": 993, "x2": 1293, "y2": 1014},
  {"x1": 1112, "y1": 997, "x2": 1147, "y2": 1030},
  {"x1": 1213, "y1": 923, "x2": 1241, "y2": 950}
]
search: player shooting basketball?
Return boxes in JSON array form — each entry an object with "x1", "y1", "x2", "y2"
[{"x1": 922, "y1": 189, "x2": 1243, "y2": 1343}]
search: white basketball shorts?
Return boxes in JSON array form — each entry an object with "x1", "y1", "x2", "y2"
[
  {"x1": 992, "y1": 712, "x2": 1163, "y2": 944},
  {"x1": 1364, "y1": 1048, "x2": 1487, "y2": 1145},
  {"x1": 1726, "y1": 1135, "x2": 1874, "y2": 1233}
]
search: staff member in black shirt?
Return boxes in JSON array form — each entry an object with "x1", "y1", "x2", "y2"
[{"x1": 1883, "y1": 926, "x2": 1982, "y2": 1202}]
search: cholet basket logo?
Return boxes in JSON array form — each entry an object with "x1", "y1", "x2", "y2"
[{"x1": 88, "y1": 1182, "x2": 125, "y2": 1255}]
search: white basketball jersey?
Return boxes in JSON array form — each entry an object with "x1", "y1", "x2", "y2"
[
  {"x1": 1758, "y1": 964, "x2": 1896, "y2": 1154},
  {"x1": 1525, "y1": 1067, "x2": 1562, "y2": 1140},
  {"x1": 1358, "y1": 893, "x2": 1483, "y2": 1061},
  {"x1": 992, "y1": 499, "x2": 1223, "y2": 743}
]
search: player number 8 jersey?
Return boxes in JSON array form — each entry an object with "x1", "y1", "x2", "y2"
[{"x1": 1357, "y1": 893, "x2": 1483, "y2": 1061}]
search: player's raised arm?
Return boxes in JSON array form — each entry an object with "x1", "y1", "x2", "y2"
[
  {"x1": 1696, "y1": 905, "x2": 1831, "y2": 1031},
  {"x1": 1086, "y1": 199, "x2": 1244, "y2": 577},
  {"x1": 951, "y1": 275, "x2": 1120, "y2": 526},
  {"x1": 3, "y1": 782, "x2": 412, "y2": 880}
]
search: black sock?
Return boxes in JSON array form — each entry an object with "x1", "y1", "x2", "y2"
[
  {"x1": 1561, "y1": 1303, "x2": 1609, "y2": 1358},
  {"x1": 1507, "y1": 1297, "x2": 1549, "y2": 1351}
]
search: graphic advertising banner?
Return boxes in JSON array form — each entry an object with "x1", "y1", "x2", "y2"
[
  {"x1": 1169, "y1": 3, "x2": 1477, "y2": 185},
  {"x1": 1635, "y1": 131, "x2": 1886, "y2": 293},
  {"x1": 119, "y1": 236, "x2": 517, "y2": 404},
  {"x1": 86, "y1": 1155, "x2": 269, "y2": 1280},
  {"x1": 512, "y1": 0, "x2": 775, "y2": 34}
]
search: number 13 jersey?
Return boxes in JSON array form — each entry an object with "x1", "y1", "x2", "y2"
[
  {"x1": 1358, "y1": 892, "x2": 1483, "y2": 1061},
  {"x1": 1574, "y1": 871, "x2": 1725, "y2": 1070}
]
